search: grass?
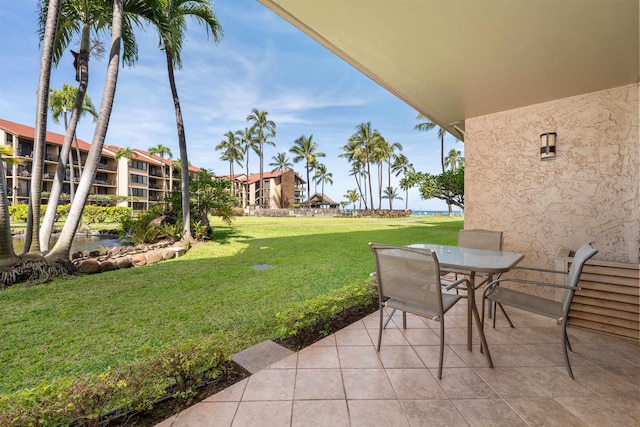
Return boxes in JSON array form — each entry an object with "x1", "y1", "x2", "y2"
[{"x1": 0, "y1": 215, "x2": 462, "y2": 395}]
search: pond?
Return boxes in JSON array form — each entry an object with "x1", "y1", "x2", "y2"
[{"x1": 11, "y1": 234, "x2": 122, "y2": 255}]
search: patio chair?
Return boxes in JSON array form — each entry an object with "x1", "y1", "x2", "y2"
[
  {"x1": 369, "y1": 243, "x2": 471, "y2": 379},
  {"x1": 481, "y1": 242, "x2": 598, "y2": 379}
]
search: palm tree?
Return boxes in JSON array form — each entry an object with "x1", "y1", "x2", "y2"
[
  {"x1": 392, "y1": 153, "x2": 414, "y2": 210},
  {"x1": 246, "y1": 109, "x2": 276, "y2": 208},
  {"x1": 216, "y1": 131, "x2": 244, "y2": 199},
  {"x1": 313, "y1": 163, "x2": 333, "y2": 207},
  {"x1": 269, "y1": 152, "x2": 293, "y2": 171},
  {"x1": 148, "y1": 143, "x2": 173, "y2": 193},
  {"x1": 445, "y1": 148, "x2": 464, "y2": 171},
  {"x1": 289, "y1": 134, "x2": 325, "y2": 210},
  {"x1": 415, "y1": 113, "x2": 447, "y2": 174},
  {"x1": 148, "y1": 0, "x2": 223, "y2": 241},
  {"x1": 21, "y1": 0, "x2": 62, "y2": 258},
  {"x1": 340, "y1": 138, "x2": 368, "y2": 209},
  {"x1": 348, "y1": 122, "x2": 382, "y2": 211},
  {"x1": 114, "y1": 147, "x2": 135, "y2": 210},
  {"x1": 344, "y1": 189, "x2": 359, "y2": 210},
  {"x1": 45, "y1": 0, "x2": 156, "y2": 262},
  {"x1": 0, "y1": 145, "x2": 21, "y2": 268},
  {"x1": 235, "y1": 127, "x2": 256, "y2": 177},
  {"x1": 40, "y1": 83, "x2": 98, "y2": 252},
  {"x1": 382, "y1": 186, "x2": 403, "y2": 211}
]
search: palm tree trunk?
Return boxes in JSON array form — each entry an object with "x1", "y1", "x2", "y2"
[
  {"x1": 41, "y1": 36, "x2": 90, "y2": 251},
  {"x1": 46, "y1": 0, "x2": 123, "y2": 262},
  {"x1": 165, "y1": 49, "x2": 193, "y2": 241},
  {"x1": 23, "y1": 0, "x2": 61, "y2": 258},
  {"x1": 0, "y1": 153, "x2": 20, "y2": 268},
  {"x1": 259, "y1": 140, "x2": 264, "y2": 208}
]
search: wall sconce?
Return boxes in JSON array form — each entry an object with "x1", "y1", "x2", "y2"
[{"x1": 540, "y1": 132, "x2": 557, "y2": 161}]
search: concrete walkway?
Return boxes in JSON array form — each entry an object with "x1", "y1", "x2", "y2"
[{"x1": 156, "y1": 298, "x2": 639, "y2": 426}]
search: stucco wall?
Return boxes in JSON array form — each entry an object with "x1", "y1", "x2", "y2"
[{"x1": 465, "y1": 84, "x2": 639, "y2": 266}]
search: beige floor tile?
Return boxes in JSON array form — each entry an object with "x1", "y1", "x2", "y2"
[
  {"x1": 452, "y1": 398, "x2": 528, "y2": 426},
  {"x1": 386, "y1": 368, "x2": 447, "y2": 399},
  {"x1": 473, "y1": 367, "x2": 548, "y2": 398},
  {"x1": 377, "y1": 345, "x2": 424, "y2": 368},
  {"x1": 241, "y1": 369, "x2": 296, "y2": 401},
  {"x1": 572, "y1": 342, "x2": 640, "y2": 367},
  {"x1": 344, "y1": 319, "x2": 367, "y2": 329},
  {"x1": 297, "y1": 345, "x2": 340, "y2": 369},
  {"x1": 334, "y1": 327, "x2": 374, "y2": 346},
  {"x1": 601, "y1": 396, "x2": 640, "y2": 421},
  {"x1": 523, "y1": 343, "x2": 592, "y2": 368},
  {"x1": 600, "y1": 366, "x2": 640, "y2": 384},
  {"x1": 268, "y1": 353, "x2": 299, "y2": 369},
  {"x1": 555, "y1": 396, "x2": 639, "y2": 427},
  {"x1": 506, "y1": 398, "x2": 587, "y2": 427},
  {"x1": 348, "y1": 399, "x2": 410, "y2": 427},
  {"x1": 310, "y1": 334, "x2": 336, "y2": 346},
  {"x1": 515, "y1": 366, "x2": 599, "y2": 398},
  {"x1": 480, "y1": 344, "x2": 553, "y2": 367},
  {"x1": 413, "y1": 345, "x2": 468, "y2": 368},
  {"x1": 294, "y1": 368, "x2": 345, "y2": 400},
  {"x1": 292, "y1": 400, "x2": 350, "y2": 427},
  {"x1": 231, "y1": 401, "x2": 292, "y2": 427},
  {"x1": 390, "y1": 313, "x2": 430, "y2": 329},
  {"x1": 571, "y1": 365, "x2": 640, "y2": 397},
  {"x1": 205, "y1": 378, "x2": 248, "y2": 402},
  {"x1": 172, "y1": 402, "x2": 239, "y2": 427},
  {"x1": 400, "y1": 399, "x2": 468, "y2": 426},
  {"x1": 342, "y1": 368, "x2": 397, "y2": 400},
  {"x1": 401, "y1": 327, "x2": 442, "y2": 346},
  {"x1": 337, "y1": 345, "x2": 383, "y2": 369},
  {"x1": 448, "y1": 344, "x2": 497, "y2": 368},
  {"x1": 370, "y1": 327, "x2": 411, "y2": 346},
  {"x1": 155, "y1": 415, "x2": 177, "y2": 427},
  {"x1": 433, "y1": 367, "x2": 497, "y2": 399}
]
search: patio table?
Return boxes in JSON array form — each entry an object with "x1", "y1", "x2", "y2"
[{"x1": 407, "y1": 244, "x2": 524, "y2": 363}]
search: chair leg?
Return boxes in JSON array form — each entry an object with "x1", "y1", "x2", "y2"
[
  {"x1": 566, "y1": 333, "x2": 573, "y2": 353},
  {"x1": 472, "y1": 299, "x2": 493, "y2": 368},
  {"x1": 377, "y1": 305, "x2": 384, "y2": 352},
  {"x1": 498, "y1": 303, "x2": 515, "y2": 328},
  {"x1": 382, "y1": 307, "x2": 396, "y2": 329},
  {"x1": 561, "y1": 326, "x2": 574, "y2": 379},
  {"x1": 402, "y1": 311, "x2": 407, "y2": 329},
  {"x1": 438, "y1": 319, "x2": 445, "y2": 379}
]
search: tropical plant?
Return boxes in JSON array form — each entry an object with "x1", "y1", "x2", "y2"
[
  {"x1": 313, "y1": 163, "x2": 333, "y2": 205},
  {"x1": 382, "y1": 186, "x2": 403, "y2": 211},
  {"x1": 40, "y1": 83, "x2": 98, "y2": 252},
  {"x1": 147, "y1": 0, "x2": 223, "y2": 241},
  {"x1": 148, "y1": 143, "x2": 173, "y2": 192},
  {"x1": 445, "y1": 148, "x2": 464, "y2": 171},
  {"x1": 216, "y1": 131, "x2": 243, "y2": 179},
  {"x1": 235, "y1": 126, "x2": 256, "y2": 178},
  {"x1": 186, "y1": 169, "x2": 235, "y2": 235},
  {"x1": 344, "y1": 189, "x2": 359, "y2": 210},
  {"x1": 345, "y1": 122, "x2": 382, "y2": 211},
  {"x1": 289, "y1": 134, "x2": 325, "y2": 209},
  {"x1": 246, "y1": 109, "x2": 276, "y2": 208},
  {"x1": 409, "y1": 167, "x2": 465, "y2": 211},
  {"x1": 392, "y1": 153, "x2": 414, "y2": 210},
  {"x1": 269, "y1": 152, "x2": 293, "y2": 171}
]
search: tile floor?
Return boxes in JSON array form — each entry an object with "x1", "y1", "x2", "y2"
[{"x1": 157, "y1": 299, "x2": 639, "y2": 426}]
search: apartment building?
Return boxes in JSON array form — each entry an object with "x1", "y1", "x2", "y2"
[
  {"x1": 0, "y1": 119, "x2": 199, "y2": 210},
  {"x1": 224, "y1": 170, "x2": 306, "y2": 209}
]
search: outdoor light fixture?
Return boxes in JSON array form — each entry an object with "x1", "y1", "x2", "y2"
[{"x1": 540, "y1": 132, "x2": 557, "y2": 161}]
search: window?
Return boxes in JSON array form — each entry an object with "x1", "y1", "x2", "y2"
[
  {"x1": 129, "y1": 188, "x2": 147, "y2": 197},
  {"x1": 132, "y1": 202, "x2": 146, "y2": 211},
  {"x1": 130, "y1": 174, "x2": 147, "y2": 184},
  {"x1": 131, "y1": 160, "x2": 148, "y2": 171}
]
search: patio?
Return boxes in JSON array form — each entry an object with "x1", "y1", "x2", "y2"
[{"x1": 156, "y1": 296, "x2": 639, "y2": 426}]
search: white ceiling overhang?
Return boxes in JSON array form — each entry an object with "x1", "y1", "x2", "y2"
[{"x1": 257, "y1": 0, "x2": 639, "y2": 141}]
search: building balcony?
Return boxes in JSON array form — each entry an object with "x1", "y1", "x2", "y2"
[{"x1": 97, "y1": 163, "x2": 117, "y2": 172}]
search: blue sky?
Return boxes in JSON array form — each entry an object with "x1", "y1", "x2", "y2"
[{"x1": 0, "y1": 0, "x2": 463, "y2": 211}]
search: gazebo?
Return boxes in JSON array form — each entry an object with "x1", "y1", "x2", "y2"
[{"x1": 301, "y1": 193, "x2": 339, "y2": 209}]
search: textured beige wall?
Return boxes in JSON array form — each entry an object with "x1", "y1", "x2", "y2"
[{"x1": 465, "y1": 84, "x2": 639, "y2": 267}]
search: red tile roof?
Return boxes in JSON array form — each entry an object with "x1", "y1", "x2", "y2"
[{"x1": 0, "y1": 118, "x2": 93, "y2": 153}]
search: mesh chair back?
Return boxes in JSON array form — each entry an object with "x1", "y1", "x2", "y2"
[
  {"x1": 458, "y1": 229, "x2": 503, "y2": 251},
  {"x1": 370, "y1": 244, "x2": 443, "y2": 313},
  {"x1": 561, "y1": 242, "x2": 598, "y2": 313}
]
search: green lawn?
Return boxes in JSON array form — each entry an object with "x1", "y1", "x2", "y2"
[{"x1": 0, "y1": 215, "x2": 462, "y2": 394}]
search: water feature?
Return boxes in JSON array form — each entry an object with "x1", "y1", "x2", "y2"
[{"x1": 11, "y1": 234, "x2": 122, "y2": 255}]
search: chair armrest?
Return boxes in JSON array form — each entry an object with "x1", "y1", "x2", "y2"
[
  {"x1": 444, "y1": 277, "x2": 469, "y2": 291},
  {"x1": 485, "y1": 277, "x2": 579, "y2": 293},
  {"x1": 510, "y1": 266, "x2": 569, "y2": 275}
]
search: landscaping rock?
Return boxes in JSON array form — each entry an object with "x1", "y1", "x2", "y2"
[
  {"x1": 76, "y1": 259, "x2": 100, "y2": 274},
  {"x1": 132, "y1": 253, "x2": 147, "y2": 267},
  {"x1": 99, "y1": 260, "x2": 117, "y2": 272},
  {"x1": 161, "y1": 249, "x2": 177, "y2": 260},
  {"x1": 115, "y1": 256, "x2": 133, "y2": 269},
  {"x1": 146, "y1": 251, "x2": 163, "y2": 265}
]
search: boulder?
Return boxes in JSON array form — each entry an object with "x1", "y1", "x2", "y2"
[
  {"x1": 131, "y1": 253, "x2": 147, "y2": 267},
  {"x1": 115, "y1": 256, "x2": 133, "y2": 269},
  {"x1": 161, "y1": 249, "x2": 177, "y2": 260},
  {"x1": 148, "y1": 215, "x2": 171, "y2": 228},
  {"x1": 146, "y1": 251, "x2": 163, "y2": 265},
  {"x1": 99, "y1": 260, "x2": 118, "y2": 272},
  {"x1": 76, "y1": 259, "x2": 100, "y2": 274}
]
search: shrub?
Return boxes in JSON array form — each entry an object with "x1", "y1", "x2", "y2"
[
  {"x1": 275, "y1": 279, "x2": 378, "y2": 340},
  {"x1": 8, "y1": 204, "x2": 29, "y2": 222}
]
